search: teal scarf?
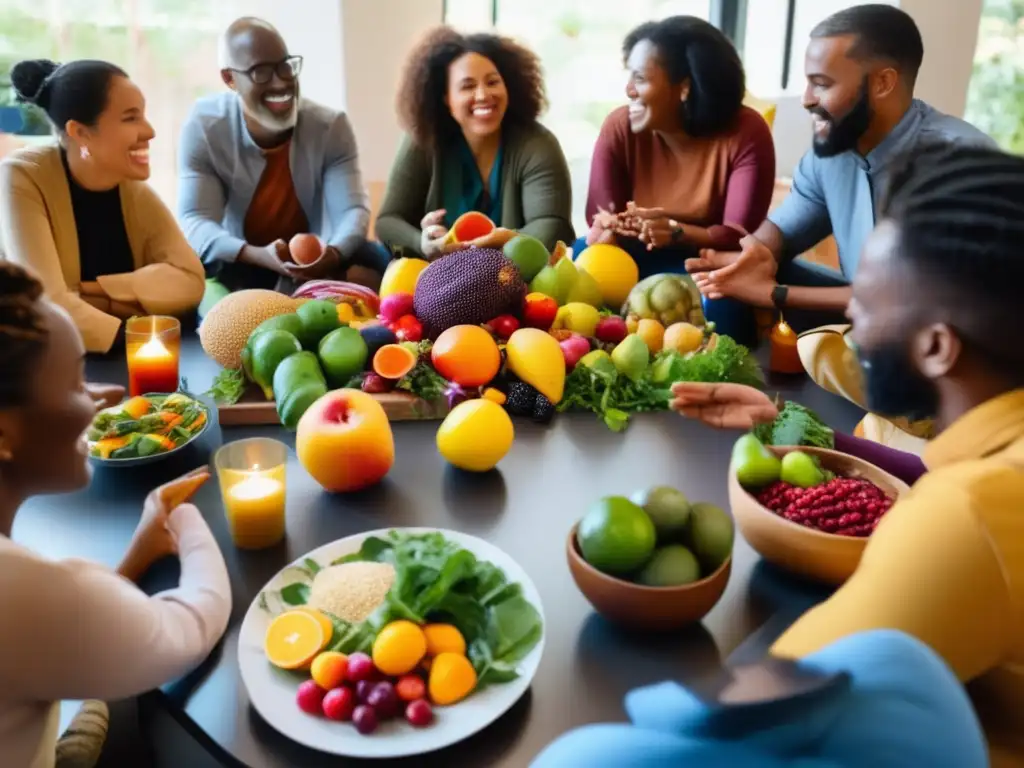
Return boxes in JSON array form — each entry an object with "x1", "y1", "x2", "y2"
[{"x1": 441, "y1": 137, "x2": 504, "y2": 227}]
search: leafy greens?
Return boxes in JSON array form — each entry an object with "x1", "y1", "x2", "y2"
[
  {"x1": 261, "y1": 530, "x2": 543, "y2": 688},
  {"x1": 558, "y1": 335, "x2": 764, "y2": 432},
  {"x1": 753, "y1": 400, "x2": 835, "y2": 449}
]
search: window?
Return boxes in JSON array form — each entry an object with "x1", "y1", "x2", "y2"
[
  {"x1": 445, "y1": 0, "x2": 712, "y2": 232},
  {"x1": 965, "y1": 0, "x2": 1024, "y2": 154},
  {"x1": 0, "y1": 0, "x2": 343, "y2": 206}
]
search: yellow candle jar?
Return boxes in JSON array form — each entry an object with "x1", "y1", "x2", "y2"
[{"x1": 215, "y1": 438, "x2": 288, "y2": 550}]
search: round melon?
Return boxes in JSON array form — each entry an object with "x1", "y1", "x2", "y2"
[
  {"x1": 198, "y1": 289, "x2": 302, "y2": 369},
  {"x1": 412, "y1": 249, "x2": 527, "y2": 340}
]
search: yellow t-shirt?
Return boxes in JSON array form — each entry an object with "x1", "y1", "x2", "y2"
[{"x1": 771, "y1": 389, "x2": 1024, "y2": 767}]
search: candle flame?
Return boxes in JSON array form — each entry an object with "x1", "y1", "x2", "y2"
[{"x1": 136, "y1": 334, "x2": 171, "y2": 360}]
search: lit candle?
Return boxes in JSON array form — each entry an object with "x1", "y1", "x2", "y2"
[
  {"x1": 224, "y1": 466, "x2": 286, "y2": 550},
  {"x1": 126, "y1": 318, "x2": 180, "y2": 396},
  {"x1": 769, "y1": 317, "x2": 804, "y2": 375}
]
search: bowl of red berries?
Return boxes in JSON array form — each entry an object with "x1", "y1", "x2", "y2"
[{"x1": 727, "y1": 435, "x2": 910, "y2": 585}]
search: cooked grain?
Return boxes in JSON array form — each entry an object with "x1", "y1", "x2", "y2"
[{"x1": 306, "y1": 562, "x2": 396, "y2": 622}]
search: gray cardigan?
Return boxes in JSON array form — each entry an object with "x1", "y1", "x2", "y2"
[
  {"x1": 375, "y1": 122, "x2": 575, "y2": 257},
  {"x1": 176, "y1": 93, "x2": 370, "y2": 276}
]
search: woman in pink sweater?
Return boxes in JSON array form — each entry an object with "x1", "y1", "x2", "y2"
[{"x1": 0, "y1": 261, "x2": 231, "y2": 768}]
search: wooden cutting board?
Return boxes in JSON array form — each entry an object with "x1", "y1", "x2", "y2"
[{"x1": 217, "y1": 385, "x2": 448, "y2": 426}]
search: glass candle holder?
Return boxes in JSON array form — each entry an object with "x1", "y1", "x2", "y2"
[
  {"x1": 125, "y1": 316, "x2": 181, "y2": 396},
  {"x1": 215, "y1": 438, "x2": 288, "y2": 550},
  {"x1": 769, "y1": 316, "x2": 804, "y2": 375}
]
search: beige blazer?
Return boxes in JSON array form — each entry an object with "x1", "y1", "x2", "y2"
[{"x1": 0, "y1": 143, "x2": 205, "y2": 353}]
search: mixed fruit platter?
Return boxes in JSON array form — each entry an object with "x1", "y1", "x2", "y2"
[
  {"x1": 577, "y1": 485, "x2": 735, "y2": 585},
  {"x1": 241, "y1": 528, "x2": 544, "y2": 756},
  {"x1": 86, "y1": 392, "x2": 209, "y2": 461},
  {"x1": 201, "y1": 212, "x2": 764, "y2": 435},
  {"x1": 732, "y1": 432, "x2": 895, "y2": 537}
]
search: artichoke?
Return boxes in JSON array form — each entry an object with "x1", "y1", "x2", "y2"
[{"x1": 621, "y1": 274, "x2": 706, "y2": 327}]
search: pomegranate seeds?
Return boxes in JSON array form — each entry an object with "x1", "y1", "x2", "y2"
[{"x1": 755, "y1": 477, "x2": 893, "y2": 537}]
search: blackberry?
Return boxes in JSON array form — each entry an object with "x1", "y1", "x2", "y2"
[
  {"x1": 532, "y1": 394, "x2": 556, "y2": 424},
  {"x1": 505, "y1": 382, "x2": 538, "y2": 417}
]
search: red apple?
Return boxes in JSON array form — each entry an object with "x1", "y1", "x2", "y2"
[
  {"x1": 595, "y1": 315, "x2": 628, "y2": 344},
  {"x1": 522, "y1": 293, "x2": 558, "y2": 330},
  {"x1": 559, "y1": 333, "x2": 591, "y2": 371},
  {"x1": 296, "y1": 390, "x2": 395, "y2": 493}
]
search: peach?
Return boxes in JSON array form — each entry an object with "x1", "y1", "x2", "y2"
[{"x1": 296, "y1": 389, "x2": 395, "y2": 493}]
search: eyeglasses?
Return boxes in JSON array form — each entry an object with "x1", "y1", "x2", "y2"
[{"x1": 228, "y1": 55, "x2": 303, "y2": 85}]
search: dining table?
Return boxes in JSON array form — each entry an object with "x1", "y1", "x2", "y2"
[{"x1": 16, "y1": 329, "x2": 865, "y2": 767}]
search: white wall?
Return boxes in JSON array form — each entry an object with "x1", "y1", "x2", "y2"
[{"x1": 752, "y1": 0, "x2": 984, "y2": 177}]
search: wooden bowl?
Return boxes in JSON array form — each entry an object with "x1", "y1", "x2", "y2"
[
  {"x1": 566, "y1": 524, "x2": 732, "y2": 632},
  {"x1": 728, "y1": 445, "x2": 910, "y2": 586}
]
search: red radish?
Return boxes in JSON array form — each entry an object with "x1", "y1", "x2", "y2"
[
  {"x1": 395, "y1": 674, "x2": 427, "y2": 702},
  {"x1": 488, "y1": 314, "x2": 520, "y2": 340},
  {"x1": 379, "y1": 293, "x2": 414, "y2": 323},
  {"x1": 296, "y1": 680, "x2": 326, "y2": 715},
  {"x1": 322, "y1": 686, "x2": 356, "y2": 721},
  {"x1": 394, "y1": 315, "x2": 423, "y2": 342},
  {"x1": 595, "y1": 316, "x2": 628, "y2": 344},
  {"x1": 559, "y1": 333, "x2": 591, "y2": 371},
  {"x1": 347, "y1": 652, "x2": 375, "y2": 682},
  {"x1": 361, "y1": 373, "x2": 393, "y2": 394},
  {"x1": 405, "y1": 699, "x2": 433, "y2": 727},
  {"x1": 289, "y1": 233, "x2": 324, "y2": 265}
]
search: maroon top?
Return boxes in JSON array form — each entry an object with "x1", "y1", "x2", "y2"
[{"x1": 585, "y1": 105, "x2": 776, "y2": 250}]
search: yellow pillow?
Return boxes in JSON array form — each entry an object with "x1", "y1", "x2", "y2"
[{"x1": 743, "y1": 91, "x2": 777, "y2": 130}]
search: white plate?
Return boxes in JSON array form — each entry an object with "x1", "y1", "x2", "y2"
[{"x1": 237, "y1": 527, "x2": 546, "y2": 759}]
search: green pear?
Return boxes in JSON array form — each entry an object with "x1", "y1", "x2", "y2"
[
  {"x1": 565, "y1": 267, "x2": 604, "y2": 308},
  {"x1": 580, "y1": 349, "x2": 617, "y2": 380},
  {"x1": 610, "y1": 334, "x2": 649, "y2": 382},
  {"x1": 529, "y1": 265, "x2": 561, "y2": 302},
  {"x1": 780, "y1": 451, "x2": 826, "y2": 488},
  {"x1": 732, "y1": 433, "x2": 782, "y2": 489},
  {"x1": 553, "y1": 257, "x2": 579, "y2": 304}
]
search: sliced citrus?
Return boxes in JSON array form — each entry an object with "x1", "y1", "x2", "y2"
[
  {"x1": 372, "y1": 343, "x2": 417, "y2": 380},
  {"x1": 264, "y1": 610, "x2": 326, "y2": 670},
  {"x1": 294, "y1": 606, "x2": 334, "y2": 649}
]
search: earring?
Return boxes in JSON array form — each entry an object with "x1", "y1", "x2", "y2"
[{"x1": 80, "y1": 145, "x2": 91, "y2": 160}]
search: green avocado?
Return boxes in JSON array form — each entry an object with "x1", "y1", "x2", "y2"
[
  {"x1": 243, "y1": 313, "x2": 305, "y2": 380},
  {"x1": 278, "y1": 380, "x2": 328, "y2": 430},
  {"x1": 272, "y1": 351, "x2": 327, "y2": 429},
  {"x1": 250, "y1": 331, "x2": 303, "y2": 400},
  {"x1": 296, "y1": 299, "x2": 342, "y2": 350}
]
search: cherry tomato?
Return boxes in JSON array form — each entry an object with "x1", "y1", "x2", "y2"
[{"x1": 395, "y1": 673, "x2": 427, "y2": 702}]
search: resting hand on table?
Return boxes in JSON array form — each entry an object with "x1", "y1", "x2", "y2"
[
  {"x1": 85, "y1": 382, "x2": 125, "y2": 412},
  {"x1": 670, "y1": 382, "x2": 779, "y2": 430}
]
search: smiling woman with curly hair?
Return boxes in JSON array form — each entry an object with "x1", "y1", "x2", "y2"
[{"x1": 375, "y1": 26, "x2": 575, "y2": 260}]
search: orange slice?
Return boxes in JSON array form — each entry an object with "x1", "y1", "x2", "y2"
[
  {"x1": 264, "y1": 610, "x2": 326, "y2": 670},
  {"x1": 295, "y1": 606, "x2": 334, "y2": 649},
  {"x1": 158, "y1": 468, "x2": 211, "y2": 510},
  {"x1": 373, "y1": 344, "x2": 417, "y2": 380}
]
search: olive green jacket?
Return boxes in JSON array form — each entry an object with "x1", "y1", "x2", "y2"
[{"x1": 375, "y1": 122, "x2": 575, "y2": 257}]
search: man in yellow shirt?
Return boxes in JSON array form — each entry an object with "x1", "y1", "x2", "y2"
[{"x1": 672, "y1": 141, "x2": 1024, "y2": 766}]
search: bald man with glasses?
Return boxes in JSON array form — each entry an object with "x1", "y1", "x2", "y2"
[{"x1": 177, "y1": 17, "x2": 391, "y2": 299}]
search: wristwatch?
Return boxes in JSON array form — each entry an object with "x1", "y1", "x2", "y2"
[{"x1": 771, "y1": 284, "x2": 789, "y2": 310}]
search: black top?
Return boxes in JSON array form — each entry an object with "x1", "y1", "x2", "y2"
[{"x1": 61, "y1": 150, "x2": 135, "y2": 282}]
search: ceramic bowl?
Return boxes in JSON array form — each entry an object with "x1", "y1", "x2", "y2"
[
  {"x1": 728, "y1": 445, "x2": 910, "y2": 586},
  {"x1": 566, "y1": 524, "x2": 732, "y2": 632}
]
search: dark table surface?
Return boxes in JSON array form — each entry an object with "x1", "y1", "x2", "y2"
[{"x1": 16, "y1": 333, "x2": 864, "y2": 767}]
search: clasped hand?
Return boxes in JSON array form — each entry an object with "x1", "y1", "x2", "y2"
[{"x1": 591, "y1": 202, "x2": 684, "y2": 251}]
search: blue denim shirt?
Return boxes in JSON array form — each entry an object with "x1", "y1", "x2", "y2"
[
  {"x1": 768, "y1": 100, "x2": 995, "y2": 278},
  {"x1": 176, "y1": 93, "x2": 370, "y2": 276}
]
